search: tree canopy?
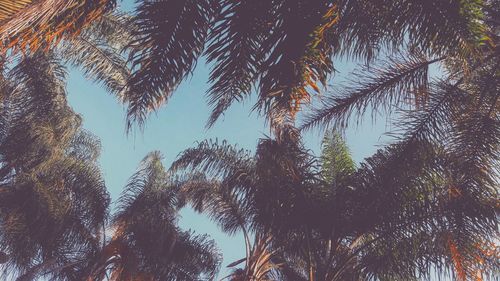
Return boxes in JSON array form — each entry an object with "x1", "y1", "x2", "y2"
[{"x1": 0, "y1": 0, "x2": 498, "y2": 280}]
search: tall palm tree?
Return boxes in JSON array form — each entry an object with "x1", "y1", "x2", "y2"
[
  {"x1": 170, "y1": 128, "x2": 316, "y2": 280},
  {"x1": 0, "y1": 52, "x2": 110, "y2": 280},
  {"x1": 86, "y1": 152, "x2": 221, "y2": 281},
  {"x1": 0, "y1": 50, "x2": 221, "y2": 279},
  {"x1": 172, "y1": 130, "x2": 498, "y2": 281},
  {"x1": 300, "y1": 2, "x2": 499, "y2": 280}
]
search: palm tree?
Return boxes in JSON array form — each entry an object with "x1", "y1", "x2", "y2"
[
  {"x1": 86, "y1": 152, "x2": 221, "y2": 281},
  {"x1": 172, "y1": 129, "x2": 498, "y2": 281},
  {"x1": 0, "y1": 52, "x2": 110, "y2": 280},
  {"x1": 0, "y1": 53, "x2": 221, "y2": 279},
  {"x1": 170, "y1": 128, "x2": 317, "y2": 280},
  {"x1": 300, "y1": 2, "x2": 499, "y2": 280}
]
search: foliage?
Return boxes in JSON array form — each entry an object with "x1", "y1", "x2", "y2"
[
  {"x1": 1, "y1": 0, "x2": 494, "y2": 134},
  {"x1": 87, "y1": 152, "x2": 221, "y2": 281},
  {"x1": 0, "y1": 0, "x2": 116, "y2": 54},
  {"x1": 0, "y1": 1, "x2": 497, "y2": 281},
  {"x1": 0, "y1": 52, "x2": 110, "y2": 280},
  {"x1": 173, "y1": 129, "x2": 498, "y2": 281},
  {"x1": 119, "y1": 0, "x2": 493, "y2": 131},
  {"x1": 0, "y1": 52, "x2": 220, "y2": 280}
]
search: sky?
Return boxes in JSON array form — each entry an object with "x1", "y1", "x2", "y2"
[{"x1": 64, "y1": 0, "x2": 392, "y2": 276}]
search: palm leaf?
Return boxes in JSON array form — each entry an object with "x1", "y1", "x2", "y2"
[
  {"x1": 204, "y1": 0, "x2": 274, "y2": 127},
  {"x1": 0, "y1": 0, "x2": 116, "y2": 54},
  {"x1": 0, "y1": 0, "x2": 32, "y2": 21},
  {"x1": 301, "y1": 53, "x2": 444, "y2": 131},
  {"x1": 123, "y1": 0, "x2": 216, "y2": 130},
  {"x1": 58, "y1": 12, "x2": 132, "y2": 99}
]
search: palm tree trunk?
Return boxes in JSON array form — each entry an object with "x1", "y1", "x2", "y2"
[{"x1": 306, "y1": 229, "x2": 314, "y2": 281}]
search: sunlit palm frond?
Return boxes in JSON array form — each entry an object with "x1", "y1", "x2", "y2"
[
  {"x1": 0, "y1": 0, "x2": 116, "y2": 54},
  {"x1": 0, "y1": 0, "x2": 32, "y2": 21},
  {"x1": 59, "y1": 12, "x2": 132, "y2": 99}
]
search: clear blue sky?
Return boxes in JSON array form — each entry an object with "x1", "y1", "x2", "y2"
[{"x1": 65, "y1": 0, "x2": 391, "y2": 275}]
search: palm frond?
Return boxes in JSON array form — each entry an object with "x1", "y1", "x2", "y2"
[
  {"x1": 115, "y1": 151, "x2": 178, "y2": 224},
  {"x1": 0, "y1": 0, "x2": 32, "y2": 21},
  {"x1": 58, "y1": 12, "x2": 131, "y2": 99},
  {"x1": 170, "y1": 139, "x2": 254, "y2": 180},
  {"x1": 337, "y1": 0, "x2": 488, "y2": 61},
  {"x1": 181, "y1": 175, "x2": 251, "y2": 236},
  {"x1": 124, "y1": 0, "x2": 216, "y2": 130},
  {"x1": 0, "y1": 0, "x2": 116, "y2": 54},
  {"x1": 257, "y1": 0, "x2": 336, "y2": 128},
  {"x1": 301, "y1": 53, "x2": 444, "y2": 131},
  {"x1": 204, "y1": 0, "x2": 274, "y2": 127},
  {"x1": 395, "y1": 80, "x2": 468, "y2": 144}
]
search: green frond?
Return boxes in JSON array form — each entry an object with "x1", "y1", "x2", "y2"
[{"x1": 58, "y1": 12, "x2": 131, "y2": 99}]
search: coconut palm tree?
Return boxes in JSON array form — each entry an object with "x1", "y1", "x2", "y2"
[{"x1": 86, "y1": 152, "x2": 221, "y2": 281}]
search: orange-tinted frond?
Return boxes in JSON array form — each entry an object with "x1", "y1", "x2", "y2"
[
  {"x1": 0, "y1": 0, "x2": 115, "y2": 55},
  {"x1": 448, "y1": 237, "x2": 467, "y2": 281},
  {"x1": 289, "y1": 5, "x2": 339, "y2": 118},
  {"x1": 0, "y1": 0, "x2": 33, "y2": 21}
]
